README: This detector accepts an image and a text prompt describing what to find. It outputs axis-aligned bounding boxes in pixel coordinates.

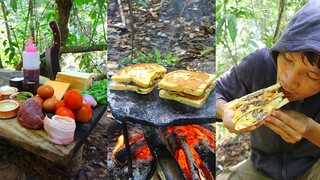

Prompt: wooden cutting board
[0,117,76,165]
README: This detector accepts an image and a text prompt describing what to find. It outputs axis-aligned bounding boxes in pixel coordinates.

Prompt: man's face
[277,52,320,101]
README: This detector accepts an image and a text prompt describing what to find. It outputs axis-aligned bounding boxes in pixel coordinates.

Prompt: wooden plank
[0,104,107,165]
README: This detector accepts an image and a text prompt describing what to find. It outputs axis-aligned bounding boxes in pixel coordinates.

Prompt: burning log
[176,134,205,180]
[142,126,186,180]
[113,137,149,167]
[194,138,216,177]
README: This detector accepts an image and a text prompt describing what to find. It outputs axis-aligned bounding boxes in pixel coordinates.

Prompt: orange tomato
[64,90,83,110]
[55,107,75,119]
[55,100,65,112]
[37,85,54,99]
[43,97,58,112]
[33,96,44,105]
[74,103,92,123]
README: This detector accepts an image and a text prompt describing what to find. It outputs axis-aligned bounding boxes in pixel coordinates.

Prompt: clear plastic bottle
[22,37,40,94]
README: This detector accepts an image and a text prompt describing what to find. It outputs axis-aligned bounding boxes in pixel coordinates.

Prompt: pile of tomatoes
[34,85,92,123]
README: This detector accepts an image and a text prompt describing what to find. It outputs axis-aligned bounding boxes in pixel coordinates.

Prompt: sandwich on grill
[226,83,289,130]
[109,63,167,94]
[158,70,216,108]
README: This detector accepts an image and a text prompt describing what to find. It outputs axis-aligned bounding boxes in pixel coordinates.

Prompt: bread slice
[158,70,215,96]
[111,63,167,88]
[109,81,156,94]
[158,70,216,108]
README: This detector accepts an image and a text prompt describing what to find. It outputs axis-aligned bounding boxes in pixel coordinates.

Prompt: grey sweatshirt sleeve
[216,47,277,102]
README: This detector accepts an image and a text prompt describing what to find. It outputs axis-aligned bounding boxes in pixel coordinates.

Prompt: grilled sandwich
[227,83,289,130]
[158,70,216,108]
[109,63,167,94]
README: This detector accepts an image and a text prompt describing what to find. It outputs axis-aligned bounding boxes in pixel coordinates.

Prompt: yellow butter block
[44,80,70,100]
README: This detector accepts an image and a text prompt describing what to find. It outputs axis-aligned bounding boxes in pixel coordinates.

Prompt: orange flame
[113,135,124,154]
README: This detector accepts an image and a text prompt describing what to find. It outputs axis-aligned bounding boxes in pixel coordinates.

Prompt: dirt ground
[216,122,251,176]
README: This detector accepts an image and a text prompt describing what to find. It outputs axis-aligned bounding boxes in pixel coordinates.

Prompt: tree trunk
[1,2,12,46]
[55,0,72,46]
[273,0,286,42]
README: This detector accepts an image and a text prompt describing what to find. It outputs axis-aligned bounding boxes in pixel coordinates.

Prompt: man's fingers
[264,121,299,143]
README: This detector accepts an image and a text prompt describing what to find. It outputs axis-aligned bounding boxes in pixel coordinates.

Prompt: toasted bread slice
[159,80,216,108]
[111,63,167,88]
[227,83,289,130]
[109,81,156,94]
[158,70,215,96]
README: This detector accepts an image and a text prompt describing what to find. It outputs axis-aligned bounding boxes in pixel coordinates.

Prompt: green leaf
[227,14,237,44]
[156,58,162,65]
[10,0,17,12]
[170,57,181,62]
[3,40,7,47]
[216,17,226,44]
[80,79,108,104]
[9,52,15,61]
[165,52,172,60]
[132,58,140,64]
[166,59,171,65]
[155,50,161,59]
[136,1,148,8]
[97,0,106,9]
[247,39,259,48]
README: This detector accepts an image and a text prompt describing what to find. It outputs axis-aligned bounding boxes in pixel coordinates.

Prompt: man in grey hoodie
[216,0,320,179]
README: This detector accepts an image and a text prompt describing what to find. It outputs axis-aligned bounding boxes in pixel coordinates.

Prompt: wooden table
[0,69,108,167]
[0,104,107,165]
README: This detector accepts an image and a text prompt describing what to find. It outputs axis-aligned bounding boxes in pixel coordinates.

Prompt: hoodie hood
[270,0,320,62]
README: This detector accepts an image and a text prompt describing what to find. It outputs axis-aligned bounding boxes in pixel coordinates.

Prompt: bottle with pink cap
[22,37,40,94]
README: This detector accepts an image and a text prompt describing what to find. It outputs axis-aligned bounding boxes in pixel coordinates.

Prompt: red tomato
[63,90,83,110]
[55,107,75,119]
[55,100,65,112]
[74,103,92,123]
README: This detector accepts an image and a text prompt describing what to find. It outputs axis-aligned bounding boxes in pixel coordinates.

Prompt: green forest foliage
[216,0,308,77]
[0,0,107,75]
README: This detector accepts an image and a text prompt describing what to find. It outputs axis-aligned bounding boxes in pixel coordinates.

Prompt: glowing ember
[112,124,216,179]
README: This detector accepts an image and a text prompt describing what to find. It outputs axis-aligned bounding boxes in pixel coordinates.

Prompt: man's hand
[221,103,263,134]
[264,110,311,143]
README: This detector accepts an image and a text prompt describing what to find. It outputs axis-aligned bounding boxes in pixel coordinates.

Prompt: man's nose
[284,68,302,89]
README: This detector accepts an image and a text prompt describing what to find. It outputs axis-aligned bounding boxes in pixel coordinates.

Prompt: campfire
[112,124,216,179]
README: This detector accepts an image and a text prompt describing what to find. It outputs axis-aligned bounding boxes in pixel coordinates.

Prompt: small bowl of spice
[0,100,20,119]
[0,86,18,99]
[10,91,33,104]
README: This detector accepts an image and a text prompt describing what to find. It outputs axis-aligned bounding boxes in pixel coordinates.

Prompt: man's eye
[284,57,293,63]
[307,73,320,80]
[284,53,294,62]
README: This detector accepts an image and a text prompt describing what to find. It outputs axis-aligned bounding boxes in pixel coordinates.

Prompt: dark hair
[302,51,320,69]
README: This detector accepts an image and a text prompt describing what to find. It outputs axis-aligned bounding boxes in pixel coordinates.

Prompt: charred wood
[159,127,179,152]
[194,138,216,178]
[142,126,186,180]
[176,134,203,180]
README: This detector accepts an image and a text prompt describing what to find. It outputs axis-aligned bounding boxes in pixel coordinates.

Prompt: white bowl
[0,86,18,99]
[0,100,20,119]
